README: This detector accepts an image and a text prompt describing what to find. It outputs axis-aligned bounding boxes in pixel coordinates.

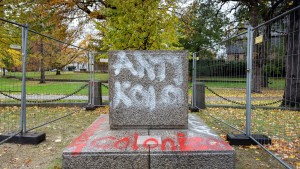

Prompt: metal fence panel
[251,7,300,168]
[23,29,90,131]
[0,18,102,144]
[194,32,248,132]
[0,19,23,142]
[193,6,300,169]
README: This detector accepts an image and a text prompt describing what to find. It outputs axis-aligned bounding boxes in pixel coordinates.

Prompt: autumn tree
[283,1,300,107]
[219,0,300,107]
[16,1,79,82]
[0,0,22,76]
[95,0,181,50]
[218,0,289,92]
[179,0,229,53]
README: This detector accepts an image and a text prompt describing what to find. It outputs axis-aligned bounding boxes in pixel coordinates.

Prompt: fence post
[20,24,28,134]
[245,23,253,136]
[86,51,96,110]
[194,82,206,109]
[190,52,199,112]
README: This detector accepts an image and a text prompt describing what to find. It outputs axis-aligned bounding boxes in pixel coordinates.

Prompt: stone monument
[62,50,235,169]
[109,50,188,129]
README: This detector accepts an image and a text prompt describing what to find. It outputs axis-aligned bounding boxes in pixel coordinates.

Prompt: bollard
[194,82,206,109]
[87,81,103,110]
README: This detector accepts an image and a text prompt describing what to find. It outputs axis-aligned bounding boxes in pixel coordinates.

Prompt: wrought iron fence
[192,6,300,169]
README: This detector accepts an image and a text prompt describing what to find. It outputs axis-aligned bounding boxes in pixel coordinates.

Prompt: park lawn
[198,77,285,89]
[1,74,285,100]
[0,72,109,96]
[205,88,284,98]
[5,71,109,81]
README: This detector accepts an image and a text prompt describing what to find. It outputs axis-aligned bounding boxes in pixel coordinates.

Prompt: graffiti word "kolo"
[112,81,183,110]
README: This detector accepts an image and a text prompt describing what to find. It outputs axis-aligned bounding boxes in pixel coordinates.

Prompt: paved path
[0,94,109,101]
[0,93,281,102]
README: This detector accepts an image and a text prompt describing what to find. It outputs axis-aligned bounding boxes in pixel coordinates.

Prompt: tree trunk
[40,39,46,84]
[261,25,271,88]
[283,7,300,107]
[56,69,61,75]
[2,67,5,77]
[252,44,263,93]
[251,4,264,93]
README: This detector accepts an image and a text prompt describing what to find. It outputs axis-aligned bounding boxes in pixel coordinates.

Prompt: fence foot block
[227,134,271,146]
[85,104,96,111]
[189,106,199,112]
[0,132,46,145]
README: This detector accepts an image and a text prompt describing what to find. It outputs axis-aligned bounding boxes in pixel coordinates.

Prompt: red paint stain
[67,116,233,154]
[132,133,139,150]
[161,138,176,151]
[73,132,232,152]
[114,137,130,150]
[67,116,107,156]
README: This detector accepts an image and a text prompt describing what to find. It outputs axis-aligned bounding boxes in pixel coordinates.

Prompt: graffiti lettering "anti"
[112,51,183,85]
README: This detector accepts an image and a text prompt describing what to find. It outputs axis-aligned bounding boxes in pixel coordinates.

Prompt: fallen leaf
[54,139,61,143]
[25,159,31,165]
[248,145,257,149]
[289,155,295,159]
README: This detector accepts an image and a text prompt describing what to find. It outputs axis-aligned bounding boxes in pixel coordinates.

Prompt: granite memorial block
[109,50,189,129]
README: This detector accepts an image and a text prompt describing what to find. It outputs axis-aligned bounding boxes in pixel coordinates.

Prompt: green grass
[1,73,284,100]
[5,71,109,80]
[197,77,285,89]
[0,72,109,97]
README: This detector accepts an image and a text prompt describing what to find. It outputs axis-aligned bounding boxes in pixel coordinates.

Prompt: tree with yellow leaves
[0,0,22,76]
[96,0,181,50]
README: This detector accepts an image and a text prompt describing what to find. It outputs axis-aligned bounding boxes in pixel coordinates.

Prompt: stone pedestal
[62,114,235,169]
[63,50,235,169]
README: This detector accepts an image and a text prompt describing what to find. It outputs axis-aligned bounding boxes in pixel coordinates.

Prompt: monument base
[0,132,45,145]
[63,114,235,169]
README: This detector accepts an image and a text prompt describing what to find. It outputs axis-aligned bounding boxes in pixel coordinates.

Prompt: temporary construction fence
[192,6,300,168]
[0,18,108,145]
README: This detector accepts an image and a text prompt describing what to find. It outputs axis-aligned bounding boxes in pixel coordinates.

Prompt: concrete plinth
[63,114,235,169]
